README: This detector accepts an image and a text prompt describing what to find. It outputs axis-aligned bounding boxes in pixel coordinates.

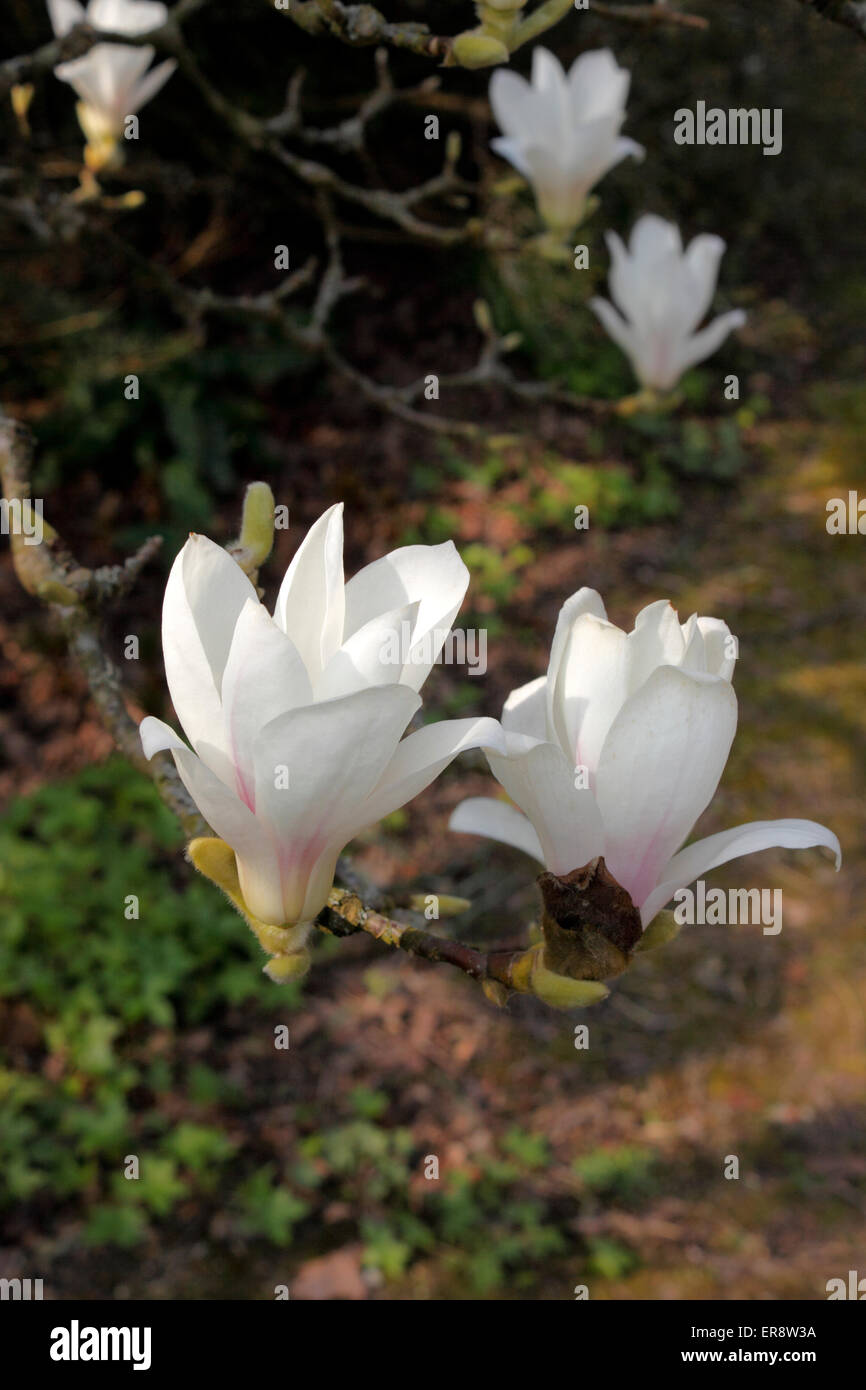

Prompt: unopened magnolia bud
[636,910,681,953]
[473,299,494,335]
[451,31,510,68]
[188,835,310,961]
[238,481,276,569]
[505,943,608,1009]
[530,964,609,1011]
[188,836,239,896]
[11,84,34,129]
[482,978,509,1008]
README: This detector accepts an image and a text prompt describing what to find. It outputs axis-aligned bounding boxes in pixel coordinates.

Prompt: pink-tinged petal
[449,797,544,864]
[486,734,604,875]
[640,819,842,927]
[343,540,469,692]
[595,665,737,908]
[139,715,284,925]
[220,598,312,809]
[273,503,345,682]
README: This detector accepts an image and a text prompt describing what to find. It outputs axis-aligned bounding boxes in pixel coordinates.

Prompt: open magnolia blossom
[140,505,499,935]
[48,0,176,157]
[451,588,840,928]
[489,47,644,234]
[590,214,746,392]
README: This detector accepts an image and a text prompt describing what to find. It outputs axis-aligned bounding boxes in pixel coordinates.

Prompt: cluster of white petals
[451,589,840,926]
[140,507,499,929]
[48,0,176,146]
[489,47,643,233]
[590,215,747,391]
[489,48,745,388]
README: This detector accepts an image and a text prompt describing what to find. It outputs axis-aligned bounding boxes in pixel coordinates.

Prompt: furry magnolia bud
[237,481,276,570]
[451,32,510,68]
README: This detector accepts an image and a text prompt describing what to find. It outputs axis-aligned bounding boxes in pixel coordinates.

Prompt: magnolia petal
[639,818,843,927]
[89,0,169,34]
[162,534,256,783]
[274,503,345,683]
[697,616,737,681]
[315,601,421,701]
[596,665,738,908]
[545,587,607,753]
[252,684,421,850]
[567,47,630,122]
[683,233,726,331]
[677,309,746,377]
[556,613,630,777]
[486,735,604,876]
[48,0,86,37]
[490,134,532,180]
[129,56,176,112]
[531,45,568,99]
[489,69,540,146]
[630,212,683,262]
[220,598,313,809]
[449,796,544,864]
[502,676,547,741]
[343,541,469,692]
[347,714,505,839]
[139,715,285,926]
[590,295,636,363]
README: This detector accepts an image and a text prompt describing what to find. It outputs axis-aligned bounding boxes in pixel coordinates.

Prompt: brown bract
[537,856,643,981]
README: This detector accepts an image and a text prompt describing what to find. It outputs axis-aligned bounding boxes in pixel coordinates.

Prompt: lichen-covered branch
[1,412,204,840]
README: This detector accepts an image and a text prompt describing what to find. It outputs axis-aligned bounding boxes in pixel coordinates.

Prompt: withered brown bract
[537,857,643,982]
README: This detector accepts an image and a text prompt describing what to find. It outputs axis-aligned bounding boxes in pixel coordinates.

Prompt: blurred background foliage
[1,0,865,1298]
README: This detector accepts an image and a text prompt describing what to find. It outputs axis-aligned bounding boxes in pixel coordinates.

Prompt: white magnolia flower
[489,47,643,233]
[48,0,176,148]
[590,214,746,391]
[140,505,498,931]
[451,588,840,928]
